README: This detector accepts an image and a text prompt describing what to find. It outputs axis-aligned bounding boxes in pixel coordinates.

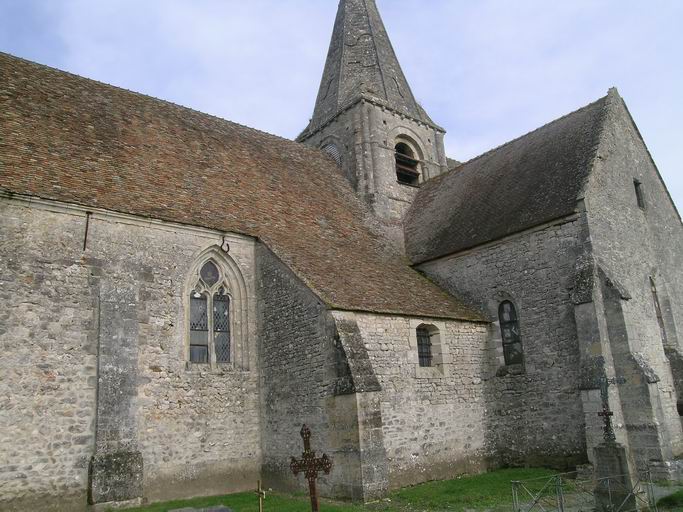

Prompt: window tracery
[186,250,249,369]
[189,261,233,364]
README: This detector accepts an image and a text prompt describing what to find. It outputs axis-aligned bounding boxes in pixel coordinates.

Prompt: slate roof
[0,52,483,321]
[405,94,610,264]
[299,0,437,140]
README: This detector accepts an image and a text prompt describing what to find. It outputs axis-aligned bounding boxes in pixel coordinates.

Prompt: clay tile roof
[405,95,609,264]
[0,52,483,322]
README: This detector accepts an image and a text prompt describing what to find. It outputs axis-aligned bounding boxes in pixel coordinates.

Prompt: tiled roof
[0,52,483,321]
[405,94,610,264]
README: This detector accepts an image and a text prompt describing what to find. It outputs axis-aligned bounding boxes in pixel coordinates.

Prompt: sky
[1,0,681,212]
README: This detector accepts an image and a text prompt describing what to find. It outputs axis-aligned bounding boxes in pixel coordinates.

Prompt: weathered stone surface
[89,451,143,504]
[584,91,683,469]
[0,201,261,510]
[1,1,683,509]
[419,216,590,469]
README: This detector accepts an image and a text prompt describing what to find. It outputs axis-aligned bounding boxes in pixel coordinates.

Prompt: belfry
[298,0,449,244]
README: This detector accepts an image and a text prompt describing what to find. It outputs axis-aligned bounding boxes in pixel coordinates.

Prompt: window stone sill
[415,365,447,379]
[184,362,244,374]
[495,364,525,377]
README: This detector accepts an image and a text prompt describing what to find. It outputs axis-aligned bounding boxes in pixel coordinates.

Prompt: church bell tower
[298,0,449,240]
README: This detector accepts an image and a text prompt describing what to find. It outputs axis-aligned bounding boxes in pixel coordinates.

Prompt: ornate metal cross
[596,375,627,443]
[254,480,266,512]
[290,424,333,512]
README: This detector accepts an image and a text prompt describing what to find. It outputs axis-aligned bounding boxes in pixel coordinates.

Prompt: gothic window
[634,179,646,210]
[188,260,232,365]
[499,301,523,366]
[650,277,667,344]
[395,142,420,186]
[416,326,433,367]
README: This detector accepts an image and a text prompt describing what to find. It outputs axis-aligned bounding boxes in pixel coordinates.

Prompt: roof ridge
[406,92,613,263]
[0,51,324,158]
[445,94,610,178]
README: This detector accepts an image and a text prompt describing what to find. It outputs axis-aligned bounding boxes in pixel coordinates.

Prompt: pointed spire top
[301,0,436,137]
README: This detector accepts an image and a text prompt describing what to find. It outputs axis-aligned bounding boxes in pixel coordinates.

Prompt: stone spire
[300,0,436,138]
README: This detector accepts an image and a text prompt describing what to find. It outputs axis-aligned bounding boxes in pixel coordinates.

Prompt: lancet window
[499,301,523,366]
[189,260,232,364]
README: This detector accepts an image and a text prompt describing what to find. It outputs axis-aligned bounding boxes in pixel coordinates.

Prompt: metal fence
[511,471,658,512]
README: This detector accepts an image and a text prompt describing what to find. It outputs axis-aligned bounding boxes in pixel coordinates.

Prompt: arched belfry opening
[395,142,420,186]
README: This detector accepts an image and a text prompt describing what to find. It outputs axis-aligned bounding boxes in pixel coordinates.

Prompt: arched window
[499,301,523,365]
[395,142,420,186]
[416,326,433,367]
[189,260,233,364]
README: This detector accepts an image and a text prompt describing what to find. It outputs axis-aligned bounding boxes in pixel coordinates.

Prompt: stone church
[1,0,682,510]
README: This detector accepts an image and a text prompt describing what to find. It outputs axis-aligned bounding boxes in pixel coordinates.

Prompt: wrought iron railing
[511,471,658,512]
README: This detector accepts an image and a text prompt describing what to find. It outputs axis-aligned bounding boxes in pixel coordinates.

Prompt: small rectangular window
[634,180,646,210]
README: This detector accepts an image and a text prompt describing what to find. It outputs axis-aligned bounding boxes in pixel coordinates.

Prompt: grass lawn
[658,488,683,510]
[123,467,556,512]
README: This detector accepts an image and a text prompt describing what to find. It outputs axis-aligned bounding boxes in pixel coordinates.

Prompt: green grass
[389,467,557,511]
[123,491,365,512]
[658,489,683,510]
[122,467,558,512]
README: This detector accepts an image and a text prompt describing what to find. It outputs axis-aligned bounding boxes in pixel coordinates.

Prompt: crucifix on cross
[595,374,627,443]
[290,424,333,512]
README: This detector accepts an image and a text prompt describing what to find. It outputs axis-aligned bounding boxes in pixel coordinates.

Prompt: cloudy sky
[1,0,681,211]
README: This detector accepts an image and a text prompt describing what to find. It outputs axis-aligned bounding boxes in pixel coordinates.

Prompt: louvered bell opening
[395,144,420,186]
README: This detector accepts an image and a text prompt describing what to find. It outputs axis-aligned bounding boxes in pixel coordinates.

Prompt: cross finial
[595,375,626,443]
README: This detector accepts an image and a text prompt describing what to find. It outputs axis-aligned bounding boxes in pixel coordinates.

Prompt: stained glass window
[417,327,432,367]
[214,290,231,363]
[499,301,523,366]
[190,293,209,363]
[200,261,220,287]
[189,260,234,366]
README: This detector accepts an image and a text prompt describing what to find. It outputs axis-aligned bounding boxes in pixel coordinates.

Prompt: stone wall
[0,200,98,512]
[583,94,683,467]
[418,215,591,469]
[0,197,261,510]
[256,244,387,500]
[336,312,490,488]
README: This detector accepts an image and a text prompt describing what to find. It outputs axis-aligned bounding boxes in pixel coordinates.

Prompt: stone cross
[290,425,333,512]
[254,480,266,512]
[596,375,627,443]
